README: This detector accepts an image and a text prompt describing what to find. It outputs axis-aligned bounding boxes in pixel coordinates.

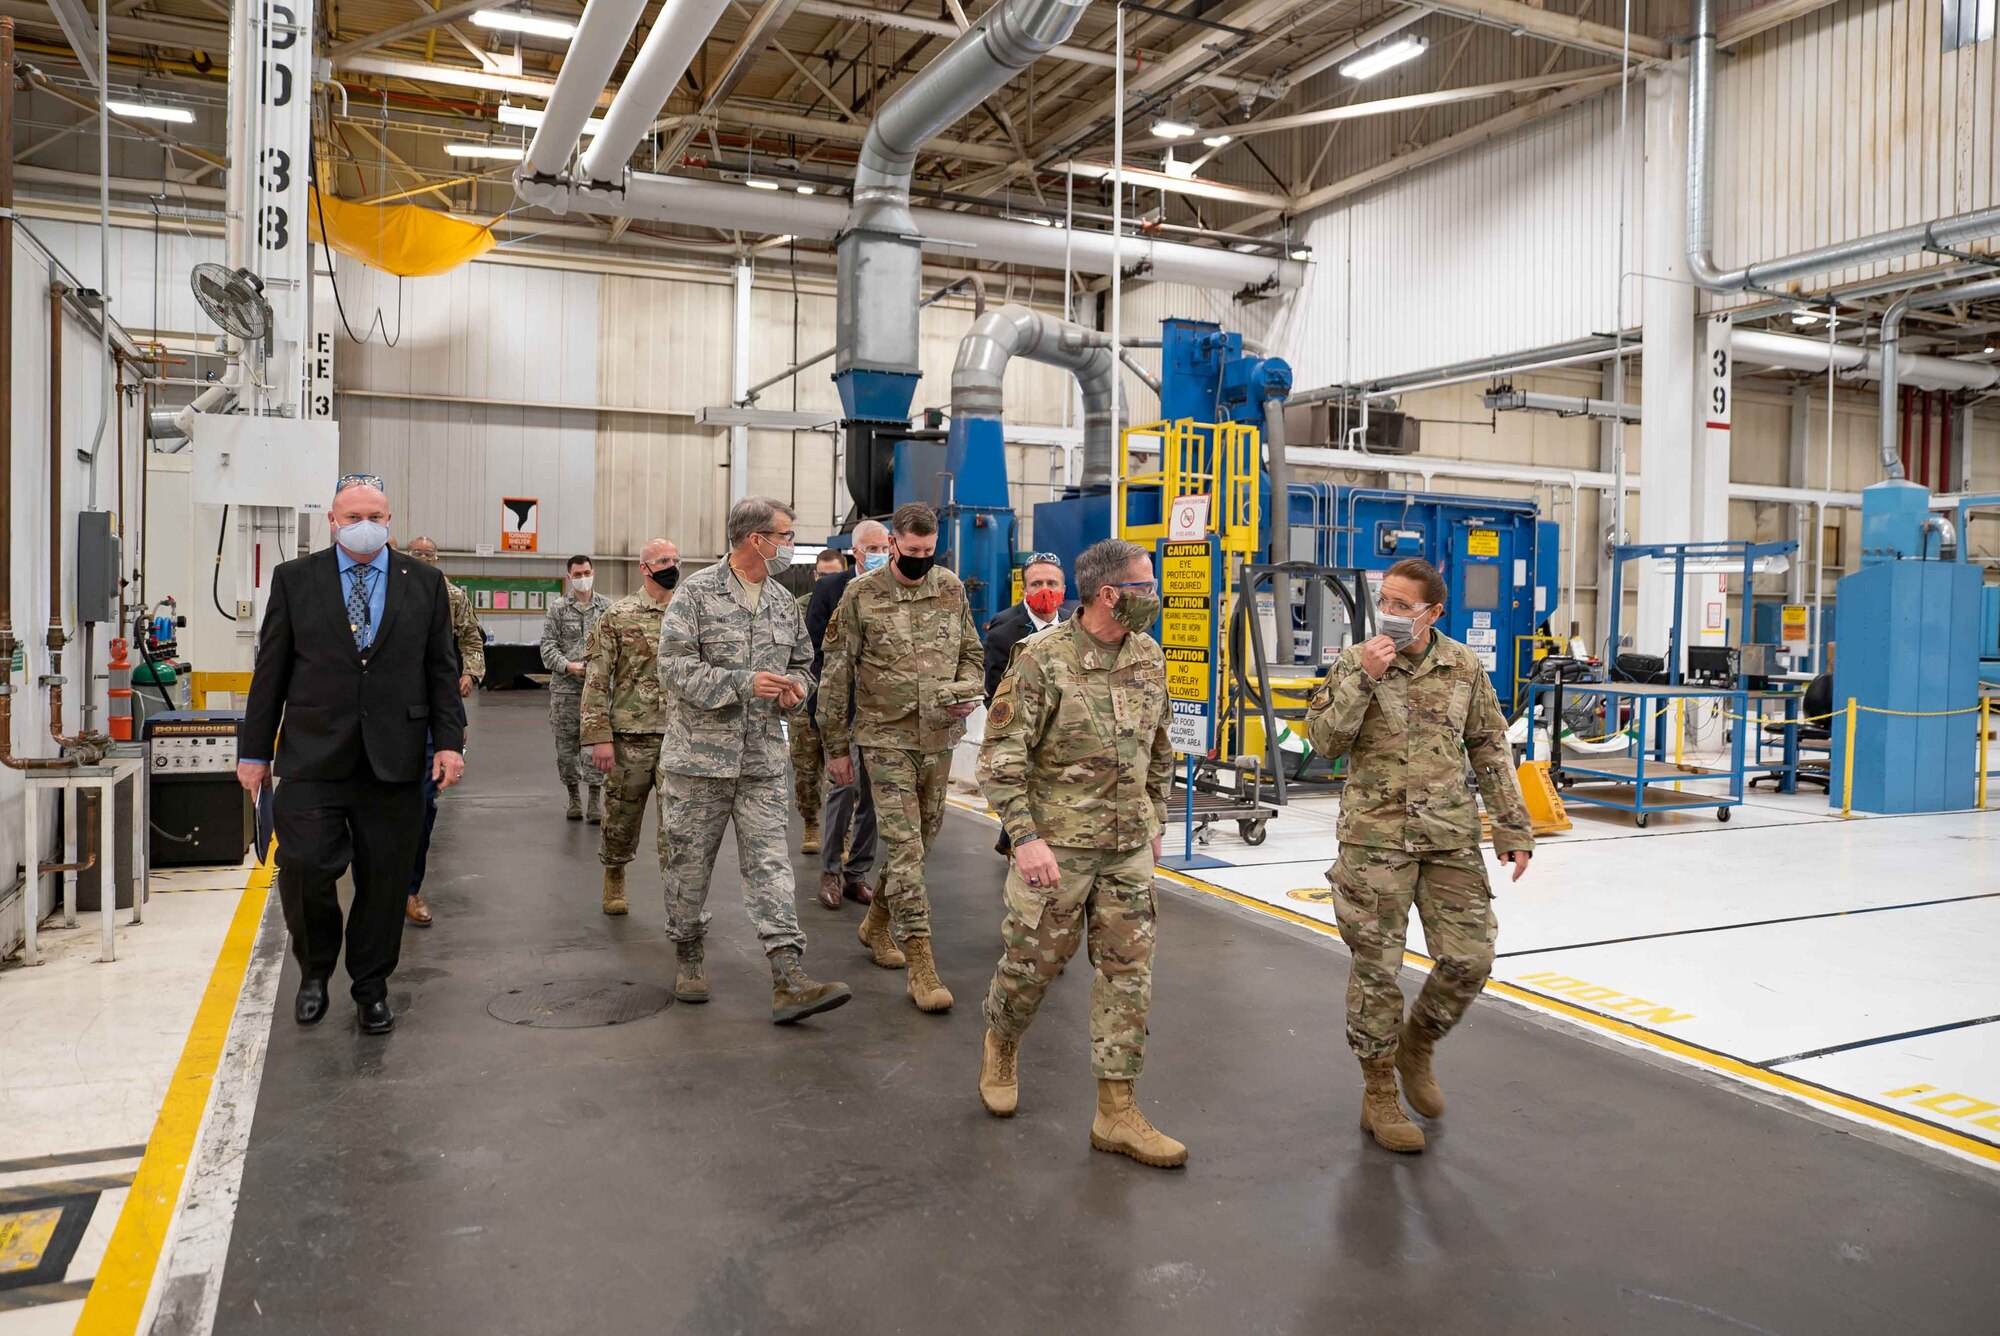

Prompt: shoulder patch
[988,698,1013,729]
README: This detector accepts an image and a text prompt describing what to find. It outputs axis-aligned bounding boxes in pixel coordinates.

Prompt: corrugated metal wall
[1709,0,2000,308]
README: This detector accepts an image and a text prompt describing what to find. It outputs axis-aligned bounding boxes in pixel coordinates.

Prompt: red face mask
[1025,588,1063,619]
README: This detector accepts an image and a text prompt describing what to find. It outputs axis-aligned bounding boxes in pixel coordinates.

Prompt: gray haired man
[654,497,851,1024]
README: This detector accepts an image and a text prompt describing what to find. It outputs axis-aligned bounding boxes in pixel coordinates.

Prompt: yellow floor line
[75,858,275,1334]
[946,795,2000,1167]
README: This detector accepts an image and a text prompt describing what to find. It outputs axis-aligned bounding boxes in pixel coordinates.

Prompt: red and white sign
[1167,493,1211,541]
[501,497,539,553]
[1705,601,1725,631]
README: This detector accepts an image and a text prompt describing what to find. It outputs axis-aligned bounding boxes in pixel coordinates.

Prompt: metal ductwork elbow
[837,0,1090,418]
[951,304,1121,488]
[1876,276,2000,481]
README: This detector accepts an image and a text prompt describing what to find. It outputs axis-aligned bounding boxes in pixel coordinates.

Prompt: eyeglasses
[762,529,797,544]
[409,549,438,563]
[1377,597,1433,616]
[336,472,386,493]
[1115,579,1159,596]
[1025,552,1062,569]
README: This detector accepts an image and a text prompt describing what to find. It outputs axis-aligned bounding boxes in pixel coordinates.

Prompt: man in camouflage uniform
[789,548,848,854]
[976,538,1184,1168]
[403,536,485,927]
[581,538,679,919]
[1305,556,1533,1155]
[818,502,983,1014]
[540,554,611,822]
[654,497,850,1024]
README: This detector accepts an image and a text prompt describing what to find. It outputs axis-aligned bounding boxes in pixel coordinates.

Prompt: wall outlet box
[235,600,254,620]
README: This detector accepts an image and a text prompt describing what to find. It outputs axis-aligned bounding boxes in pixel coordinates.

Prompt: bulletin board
[453,576,563,613]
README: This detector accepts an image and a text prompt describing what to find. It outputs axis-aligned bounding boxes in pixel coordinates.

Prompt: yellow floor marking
[946,795,2000,1166]
[74,858,273,1333]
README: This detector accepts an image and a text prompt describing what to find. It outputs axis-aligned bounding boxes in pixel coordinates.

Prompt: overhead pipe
[573,0,734,186]
[520,0,651,181]
[1876,276,2000,480]
[951,305,1120,487]
[511,174,1302,289]
[1731,327,1997,392]
[1687,0,2000,294]
[836,0,1091,402]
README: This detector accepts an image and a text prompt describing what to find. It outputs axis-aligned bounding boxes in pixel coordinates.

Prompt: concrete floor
[212,693,2000,1336]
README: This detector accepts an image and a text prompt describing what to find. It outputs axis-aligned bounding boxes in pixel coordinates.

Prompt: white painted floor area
[1145,780,2000,1163]
[0,878,246,1332]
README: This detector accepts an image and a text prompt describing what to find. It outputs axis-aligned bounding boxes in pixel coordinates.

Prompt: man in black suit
[981,553,1067,857]
[804,519,891,907]
[237,474,467,1034]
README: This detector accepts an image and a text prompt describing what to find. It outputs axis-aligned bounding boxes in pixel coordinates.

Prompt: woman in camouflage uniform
[1306,557,1534,1155]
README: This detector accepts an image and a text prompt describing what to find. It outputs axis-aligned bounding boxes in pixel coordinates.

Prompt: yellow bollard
[1980,699,1991,811]
[1841,698,1858,818]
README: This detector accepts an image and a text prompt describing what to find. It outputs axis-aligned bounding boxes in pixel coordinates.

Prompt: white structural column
[730,262,752,505]
[1785,384,1811,605]
[1693,312,1733,647]
[1635,62,1696,666]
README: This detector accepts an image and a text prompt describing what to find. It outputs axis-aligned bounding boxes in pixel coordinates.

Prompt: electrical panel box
[190,414,340,512]
[75,511,120,624]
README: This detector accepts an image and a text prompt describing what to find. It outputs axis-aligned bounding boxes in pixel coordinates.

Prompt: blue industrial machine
[1286,484,1562,701]
[1032,317,1292,581]
[1829,481,1986,814]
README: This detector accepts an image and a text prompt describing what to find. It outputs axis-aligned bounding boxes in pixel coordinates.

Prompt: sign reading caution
[1160,540,1216,754]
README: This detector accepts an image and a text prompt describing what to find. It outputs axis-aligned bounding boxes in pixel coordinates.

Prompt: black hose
[149,820,196,844]
[211,504,237,621]
[132,608,177,712]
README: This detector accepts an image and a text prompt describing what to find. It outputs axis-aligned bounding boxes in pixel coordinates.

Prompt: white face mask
[572,575,595,595]
[335,518,389,557]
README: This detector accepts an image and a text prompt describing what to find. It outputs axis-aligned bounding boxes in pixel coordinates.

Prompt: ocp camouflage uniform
[1305,632,1534,1061]
[654,561,813,955]
[540,592,611,791]
[978,619,1173,1080]
[816,565,983,943]
[788,591,823,828]
[446,578,486,684]
[580,590,670,867]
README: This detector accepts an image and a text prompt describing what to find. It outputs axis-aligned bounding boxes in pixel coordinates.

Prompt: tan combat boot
[901,935,953,1013]
[979,1029,1019,1117]
[769,948,851,1024]
[674,938,710,1003]
[601,866,629,916]
[801,820,822,855]
[856,901,905,968]
[1396,1020,1446,1118]
[1360,1056,1426,1153]
[584,786,603,825]
[565,784,582,820]
[1090,1080,1187,1168]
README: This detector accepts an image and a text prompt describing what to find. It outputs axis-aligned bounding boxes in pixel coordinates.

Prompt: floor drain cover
[486,980,671,1028]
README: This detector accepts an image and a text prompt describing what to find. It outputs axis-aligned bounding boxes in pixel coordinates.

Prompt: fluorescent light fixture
[1024,215,1054,227]
[1201,133,1233,148]
[745,177,781,190]
[106,100,194,124]
[1986,343,1998,355]
[444,143,525,160]
[1289,247,1312,261]
[1230,242,1262,254]
[1339,35,1428,81]
[1161,154,1196,180]
[795,184,815,195]
[497,101,602,136]
[1151,118,1198,139]
[1790,310,1821,326]
[471,8,577,39]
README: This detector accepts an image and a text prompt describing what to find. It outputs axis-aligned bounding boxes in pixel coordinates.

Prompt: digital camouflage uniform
[540,592,611,791]
[816,565,983,943]
[1305,632,1534,1062]
[580,590,671,868]
[978,619,1173,1080]
[654,561,814,955]
[445,578,486,684]
[788,591,824,828]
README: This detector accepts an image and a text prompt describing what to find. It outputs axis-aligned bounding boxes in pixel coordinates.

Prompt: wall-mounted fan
[189,262,273,355]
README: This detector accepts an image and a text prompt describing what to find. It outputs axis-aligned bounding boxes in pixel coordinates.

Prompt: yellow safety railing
[1117,417,1263,556]
[189,670,254,709]
[1706,696,1995,818]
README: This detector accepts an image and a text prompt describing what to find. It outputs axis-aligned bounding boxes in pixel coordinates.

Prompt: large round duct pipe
[515,173,1304,290]
[952,304,1120,487]
[1875,276,2000,480]
[574,0,734,186]
[522,0,651,180]
[1731,327,1999,393]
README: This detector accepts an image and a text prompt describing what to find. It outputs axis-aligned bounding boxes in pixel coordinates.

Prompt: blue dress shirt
[338,546,391,651]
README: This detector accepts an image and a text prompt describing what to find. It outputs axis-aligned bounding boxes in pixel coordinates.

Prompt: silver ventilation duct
[952,305,1120,488]
[1875,276,2000,480]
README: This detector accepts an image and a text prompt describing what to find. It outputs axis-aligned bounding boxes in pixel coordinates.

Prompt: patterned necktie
[347,565,372,650]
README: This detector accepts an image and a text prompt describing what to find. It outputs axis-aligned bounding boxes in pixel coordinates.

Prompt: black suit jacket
[983,602,1060,704]
[243,546,467,783]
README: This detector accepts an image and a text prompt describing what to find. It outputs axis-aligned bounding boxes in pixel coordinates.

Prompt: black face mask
[647,565,680,591]
[894,551,935,581]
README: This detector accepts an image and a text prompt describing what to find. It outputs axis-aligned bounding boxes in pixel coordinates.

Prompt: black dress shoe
[357,999,396,1035]
[294,977,329,1026]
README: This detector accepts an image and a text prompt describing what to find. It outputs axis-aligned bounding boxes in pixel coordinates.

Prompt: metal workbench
[1526,681,1749,827]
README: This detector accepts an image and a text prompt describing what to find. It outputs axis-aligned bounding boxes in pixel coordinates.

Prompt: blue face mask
[336,518,389,557]
[859,550,889,573]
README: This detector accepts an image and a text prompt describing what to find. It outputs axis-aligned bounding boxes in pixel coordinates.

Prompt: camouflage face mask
[1113,589,1161,634]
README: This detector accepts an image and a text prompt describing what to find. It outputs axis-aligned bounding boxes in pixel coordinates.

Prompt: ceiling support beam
[1424,0,1670,60]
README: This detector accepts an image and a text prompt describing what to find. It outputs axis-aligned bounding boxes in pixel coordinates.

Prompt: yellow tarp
[307,188,495,278]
